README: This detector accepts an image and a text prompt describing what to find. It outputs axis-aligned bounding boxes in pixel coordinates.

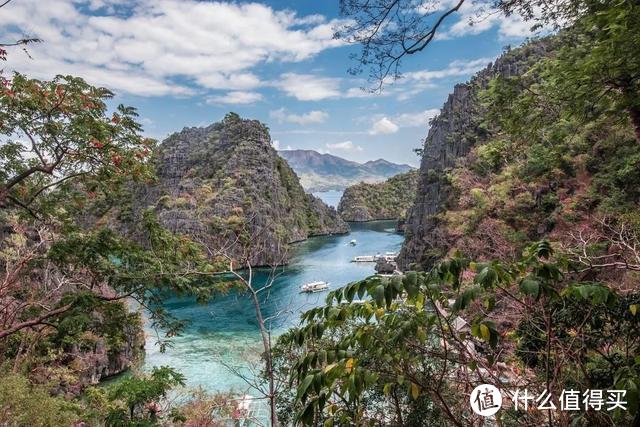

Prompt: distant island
[278,149,414,192]
[338,170,418,223]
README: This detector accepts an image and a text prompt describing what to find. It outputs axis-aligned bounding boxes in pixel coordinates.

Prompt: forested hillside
[279,1,640,425]
[337,170,418,222]
[134,113,348,266]
[1,0,639,425]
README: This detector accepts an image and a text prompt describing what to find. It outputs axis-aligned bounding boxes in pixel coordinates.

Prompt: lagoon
[143,220,403,394]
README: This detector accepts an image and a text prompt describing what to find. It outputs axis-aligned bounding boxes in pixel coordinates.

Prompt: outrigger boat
[300,281,329,293]
[352,255,376,262]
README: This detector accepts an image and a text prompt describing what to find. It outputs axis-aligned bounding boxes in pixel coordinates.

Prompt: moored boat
[352,255,377,262]
[300,281,329,293]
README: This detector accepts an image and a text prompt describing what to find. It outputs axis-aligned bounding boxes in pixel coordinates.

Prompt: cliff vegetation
[337,170,418,223]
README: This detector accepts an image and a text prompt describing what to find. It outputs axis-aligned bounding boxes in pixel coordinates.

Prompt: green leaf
[453,285,481,311]
[480,324,490,342]
[410,382,420,400]
[519,276,540,298]
[297,375,315,401]
[475,266,498,288]
[375,285,385,307]
[300,400,315,425]
[383,383,393,396]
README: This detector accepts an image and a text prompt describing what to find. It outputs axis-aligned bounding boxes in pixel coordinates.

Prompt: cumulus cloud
[392,57,492,100]
[364,109,439,135]
[394,109,440,127]
[206,91,263,105]
[432,0,548,39]
[270,108,329,125]
[326,141,363,152]
[369,117,399,135]
[342,57,493,101]
[0,0,346,97]
[274,73,341,101]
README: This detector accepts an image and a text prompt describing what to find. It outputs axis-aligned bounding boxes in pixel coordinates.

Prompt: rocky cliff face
[137,114,348,266]
[398,42,550,270]
[338,170,418,222]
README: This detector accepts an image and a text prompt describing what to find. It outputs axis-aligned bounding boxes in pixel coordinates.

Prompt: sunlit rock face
[137,114,348,266]
[398,41,550,271]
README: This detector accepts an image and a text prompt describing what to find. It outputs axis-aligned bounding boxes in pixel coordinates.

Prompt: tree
[548,1,640,142]
[0,73,225,392]
[0,73,154,215]
[336,0,467,86]
[104,366,185,424]
[198,214,290,427]
[280,241,639,426]
[336,0,636,89]
[0,1,40,62]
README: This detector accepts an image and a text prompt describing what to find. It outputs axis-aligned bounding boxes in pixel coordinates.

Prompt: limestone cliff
[398,42,550,270]
[138,113,348,266]
[337,170,418,223]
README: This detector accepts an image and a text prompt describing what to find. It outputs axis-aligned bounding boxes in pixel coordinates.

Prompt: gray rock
[135,114,348,266]
[398,41,551,270]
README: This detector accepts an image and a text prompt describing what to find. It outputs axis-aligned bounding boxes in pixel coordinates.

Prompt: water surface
[143,221,402,394]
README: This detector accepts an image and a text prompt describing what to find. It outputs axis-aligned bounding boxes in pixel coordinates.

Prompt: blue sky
[1,0,539,165]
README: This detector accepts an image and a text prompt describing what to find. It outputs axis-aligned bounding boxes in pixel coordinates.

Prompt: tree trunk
[247,286,278,426]
[628,106,640,143]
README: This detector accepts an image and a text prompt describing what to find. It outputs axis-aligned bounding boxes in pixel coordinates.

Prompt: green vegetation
[0,73,230,424]
[273,0,640,425]
[278,243,640,426]
[338,170,418,222]
[1,0,639,424]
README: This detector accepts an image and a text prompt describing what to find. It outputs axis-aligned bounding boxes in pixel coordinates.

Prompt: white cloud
[369,117,399,135]
[270,108,329,125]
[206,91,263,105]
[275,73,341,101]
[195,73,262,91]
[498,14,540,38]
[271,139,293,150]
[391,57,492,100]
[436,0,550,40]
[344,87,381,98]
[326,141,363,152]
[394,109,440,127]
[341,57,493,101]
[403,57,492,82]
[0,0,346,97]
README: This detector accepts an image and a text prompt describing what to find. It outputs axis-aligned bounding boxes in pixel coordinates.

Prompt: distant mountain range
[278,149,414,192]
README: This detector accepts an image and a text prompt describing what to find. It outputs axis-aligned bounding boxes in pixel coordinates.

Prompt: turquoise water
[143,220,403,394]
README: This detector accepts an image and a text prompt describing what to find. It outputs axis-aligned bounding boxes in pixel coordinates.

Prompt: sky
[0,0,541,165]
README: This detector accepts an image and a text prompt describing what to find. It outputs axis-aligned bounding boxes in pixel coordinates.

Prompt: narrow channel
[143,219,403,393]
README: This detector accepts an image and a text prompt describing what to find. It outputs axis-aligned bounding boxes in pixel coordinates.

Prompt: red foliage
[91,139,104,149]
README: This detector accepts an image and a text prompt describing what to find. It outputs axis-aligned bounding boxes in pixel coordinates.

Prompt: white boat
[300,281,329,293]
[377,270,403,277]
[352,255,376,262]
[349,239,357,246]
[379,252,398,261]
